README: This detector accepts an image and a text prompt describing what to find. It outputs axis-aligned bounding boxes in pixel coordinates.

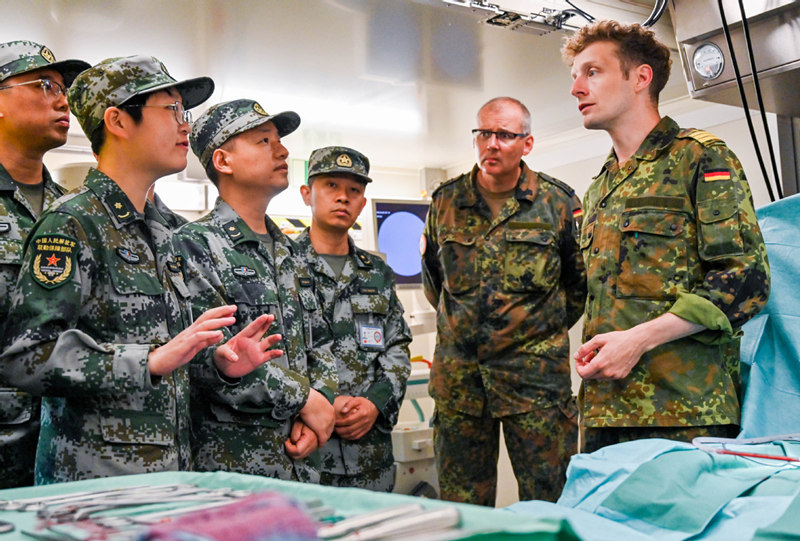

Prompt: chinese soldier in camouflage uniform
[563,21,769,452]
[175,99,337,482]
[1,57,277,484]
[0,40,88,488]
[421,97,586,505]
[297,146,412,492]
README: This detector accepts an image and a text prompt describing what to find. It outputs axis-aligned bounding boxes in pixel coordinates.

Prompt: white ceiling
[1,0,684,177]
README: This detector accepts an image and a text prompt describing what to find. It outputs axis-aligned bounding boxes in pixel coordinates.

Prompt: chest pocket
[352,293,390,352]
[228,278,280,328]
[697,199,744,260]
[616,209,688,300]
[441,234,478,294]
[502,227,559,293]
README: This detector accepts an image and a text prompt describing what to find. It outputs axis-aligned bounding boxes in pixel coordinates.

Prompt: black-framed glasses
[0,78,67,99]
[471,129,528,142]
[123,101,192,125]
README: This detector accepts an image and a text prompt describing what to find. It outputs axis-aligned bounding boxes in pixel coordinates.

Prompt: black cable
[642,0,667,27]
[717,0,776,202]
[738,0,783,199]
[564,0,594,22]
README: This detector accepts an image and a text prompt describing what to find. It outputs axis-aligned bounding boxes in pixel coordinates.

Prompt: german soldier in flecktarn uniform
[563,20,769,453]
[421,97,586,505]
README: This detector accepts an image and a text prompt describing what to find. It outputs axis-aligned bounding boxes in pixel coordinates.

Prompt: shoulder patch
[679,128,723,147]
[537,171,576,198]
[30,234,78,289]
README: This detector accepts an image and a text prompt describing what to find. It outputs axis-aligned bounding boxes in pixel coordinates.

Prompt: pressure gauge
[692,43,725,80]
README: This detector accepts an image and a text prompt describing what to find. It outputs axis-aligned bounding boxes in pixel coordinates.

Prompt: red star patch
[46,254,60,266]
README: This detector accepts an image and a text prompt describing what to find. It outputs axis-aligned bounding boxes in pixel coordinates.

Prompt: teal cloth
[752,487,800,540]
[740,194,800,438]
[0,471,579,541]
[552,438,800,540]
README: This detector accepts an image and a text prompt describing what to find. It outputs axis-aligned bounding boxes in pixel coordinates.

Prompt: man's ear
[634,63,654,94]
[211,147,233,176]
[103,107,128,140]
[300,183,312,206]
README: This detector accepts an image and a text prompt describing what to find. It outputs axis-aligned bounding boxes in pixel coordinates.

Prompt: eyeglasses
[122,101,192,125]
[471,129,529,143]
[0,78,67,99]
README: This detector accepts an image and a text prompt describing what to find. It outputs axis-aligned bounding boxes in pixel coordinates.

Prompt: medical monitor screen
[372,199,429,286]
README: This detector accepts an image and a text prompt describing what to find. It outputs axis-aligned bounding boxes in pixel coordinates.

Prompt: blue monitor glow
[372,199,430,286]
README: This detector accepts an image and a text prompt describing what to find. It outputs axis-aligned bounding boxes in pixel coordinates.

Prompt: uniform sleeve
[306,307,338,403]
[669,143,770,344]
[421,201,441,308]
[174,228,312,421]
[363,275,412,431]
[1,212,155,396]
[560,192,588,328]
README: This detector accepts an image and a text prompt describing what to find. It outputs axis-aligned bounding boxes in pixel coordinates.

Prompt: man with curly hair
[563,21,769,453]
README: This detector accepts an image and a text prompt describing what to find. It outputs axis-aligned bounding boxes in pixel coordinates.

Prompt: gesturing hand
[149,305,237,376]
[214,314,284,378]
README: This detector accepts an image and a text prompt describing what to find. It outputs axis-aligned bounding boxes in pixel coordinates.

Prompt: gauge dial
[693,43,725,80]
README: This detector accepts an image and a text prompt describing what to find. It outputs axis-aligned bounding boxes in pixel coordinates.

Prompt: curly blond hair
[562,20,672,103]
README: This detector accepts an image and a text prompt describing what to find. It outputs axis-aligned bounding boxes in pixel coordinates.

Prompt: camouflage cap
[0,40,90,86]
[190,99,300,169]
[67,55,214,138]
[307,146,372,185]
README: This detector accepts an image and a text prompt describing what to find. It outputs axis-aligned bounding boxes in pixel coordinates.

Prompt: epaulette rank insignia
[223,221,243,241]
[685,129,722,147]
[106,193,136,223]
[30,234,78,289]
[356,252,372,267]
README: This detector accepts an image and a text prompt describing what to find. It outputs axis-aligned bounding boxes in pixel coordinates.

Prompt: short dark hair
[561,20,672,103]
[89,92,148,155]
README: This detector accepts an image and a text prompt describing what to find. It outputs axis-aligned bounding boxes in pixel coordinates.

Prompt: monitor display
[372,199,430,286]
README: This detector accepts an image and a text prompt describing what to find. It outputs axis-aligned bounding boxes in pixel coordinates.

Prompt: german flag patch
[704,170,731,182]
[30,234,78,289]
[573,208,584,218]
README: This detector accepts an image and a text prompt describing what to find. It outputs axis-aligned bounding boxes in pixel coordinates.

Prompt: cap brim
[12,59,91,87]
[269,111,301,137]
[119,76,215,110]
[310,168,372,184]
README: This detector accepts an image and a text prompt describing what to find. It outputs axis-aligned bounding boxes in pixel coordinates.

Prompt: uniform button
[600,201,606,208]
[670,224,677,231]
[623,220,629,227]
[713,210,720,216]
[589,295,595,301]
[593,247,599,254]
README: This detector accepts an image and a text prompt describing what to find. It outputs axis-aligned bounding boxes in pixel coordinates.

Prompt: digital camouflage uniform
[0,40,88,488]
[296,228,411,492]
[175,199,337,483]
[421,162,586,504]
[0,165,64,488]
[1,169,195,484]
[176,98,335,482]
[579,116,769,441]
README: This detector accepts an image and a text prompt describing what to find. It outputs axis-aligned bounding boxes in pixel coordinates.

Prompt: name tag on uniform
[360,324,384,349]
